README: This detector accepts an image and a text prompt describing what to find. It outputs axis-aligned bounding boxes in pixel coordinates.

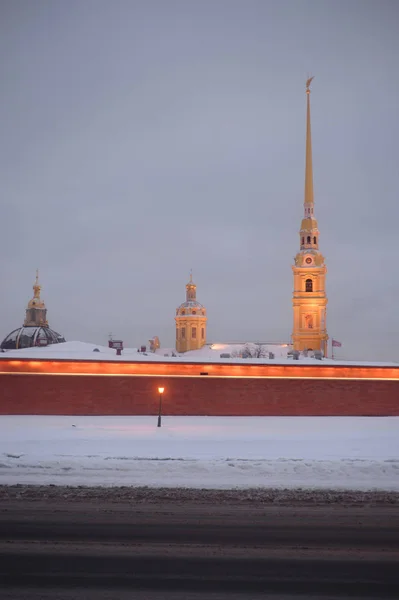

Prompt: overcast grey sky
[1,0,398,361]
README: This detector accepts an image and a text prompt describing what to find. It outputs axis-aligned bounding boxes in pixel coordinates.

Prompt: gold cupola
[175,272,207,353]
[1,271,65,350]
[24,270,48,327]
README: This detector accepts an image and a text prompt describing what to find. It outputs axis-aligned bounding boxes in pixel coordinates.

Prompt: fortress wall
[0,359,398,416]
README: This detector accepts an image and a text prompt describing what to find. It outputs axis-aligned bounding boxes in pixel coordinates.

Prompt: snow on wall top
[0,340,398,367]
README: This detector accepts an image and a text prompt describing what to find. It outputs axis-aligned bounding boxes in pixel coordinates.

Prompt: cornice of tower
[294,249,326,268]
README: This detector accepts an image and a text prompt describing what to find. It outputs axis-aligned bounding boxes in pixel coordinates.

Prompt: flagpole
[332,339,334,360]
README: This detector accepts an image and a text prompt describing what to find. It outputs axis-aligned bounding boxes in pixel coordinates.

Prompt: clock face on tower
[305,257,312,265]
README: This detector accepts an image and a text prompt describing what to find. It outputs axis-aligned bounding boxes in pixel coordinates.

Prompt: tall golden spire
[304,76,314,216]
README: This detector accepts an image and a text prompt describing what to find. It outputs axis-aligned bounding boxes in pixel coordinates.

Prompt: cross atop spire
[306,76,314,92]
[304,76,314,217]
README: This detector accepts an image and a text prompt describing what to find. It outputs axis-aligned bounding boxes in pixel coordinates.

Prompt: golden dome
[27,269,45,310]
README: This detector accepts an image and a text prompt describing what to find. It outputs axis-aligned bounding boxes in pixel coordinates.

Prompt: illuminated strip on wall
[0,359,399,380]
[0,371,399,381]
[0,360,399,383]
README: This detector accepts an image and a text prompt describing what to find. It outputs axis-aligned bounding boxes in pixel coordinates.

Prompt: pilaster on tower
[292,77,328,356]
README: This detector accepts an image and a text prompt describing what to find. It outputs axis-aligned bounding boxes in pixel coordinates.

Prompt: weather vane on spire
[306,75,314,94]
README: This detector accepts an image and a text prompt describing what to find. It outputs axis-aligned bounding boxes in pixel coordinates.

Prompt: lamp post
[157,387,165,428]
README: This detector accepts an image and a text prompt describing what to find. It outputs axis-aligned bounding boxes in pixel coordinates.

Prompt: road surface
[0,488,398,598]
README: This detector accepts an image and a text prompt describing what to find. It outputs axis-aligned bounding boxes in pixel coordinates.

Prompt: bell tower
[292,78,328,355]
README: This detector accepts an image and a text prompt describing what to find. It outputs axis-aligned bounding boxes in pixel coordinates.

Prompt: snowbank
[0,416,398,490]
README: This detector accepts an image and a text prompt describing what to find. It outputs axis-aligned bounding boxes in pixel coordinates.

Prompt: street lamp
[157,387,165,428]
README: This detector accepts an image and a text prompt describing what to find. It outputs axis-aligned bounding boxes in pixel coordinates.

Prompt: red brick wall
[1,374,398,416]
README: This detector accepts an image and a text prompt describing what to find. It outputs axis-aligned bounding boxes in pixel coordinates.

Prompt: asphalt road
[1,495,399,599]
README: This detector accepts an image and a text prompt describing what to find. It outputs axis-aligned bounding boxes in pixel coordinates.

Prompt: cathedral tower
[292,78,328,355]
[175,273,207,353]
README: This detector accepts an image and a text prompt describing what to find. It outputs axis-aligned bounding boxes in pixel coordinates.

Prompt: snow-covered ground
[0,416,398,491]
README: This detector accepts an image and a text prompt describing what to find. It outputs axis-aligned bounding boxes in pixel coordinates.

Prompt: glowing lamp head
[158,387,165,394]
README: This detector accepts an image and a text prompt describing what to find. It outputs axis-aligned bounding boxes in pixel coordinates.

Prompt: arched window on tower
[313,236,317,244]
[305,278,313,292]
[306,236,311,244]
